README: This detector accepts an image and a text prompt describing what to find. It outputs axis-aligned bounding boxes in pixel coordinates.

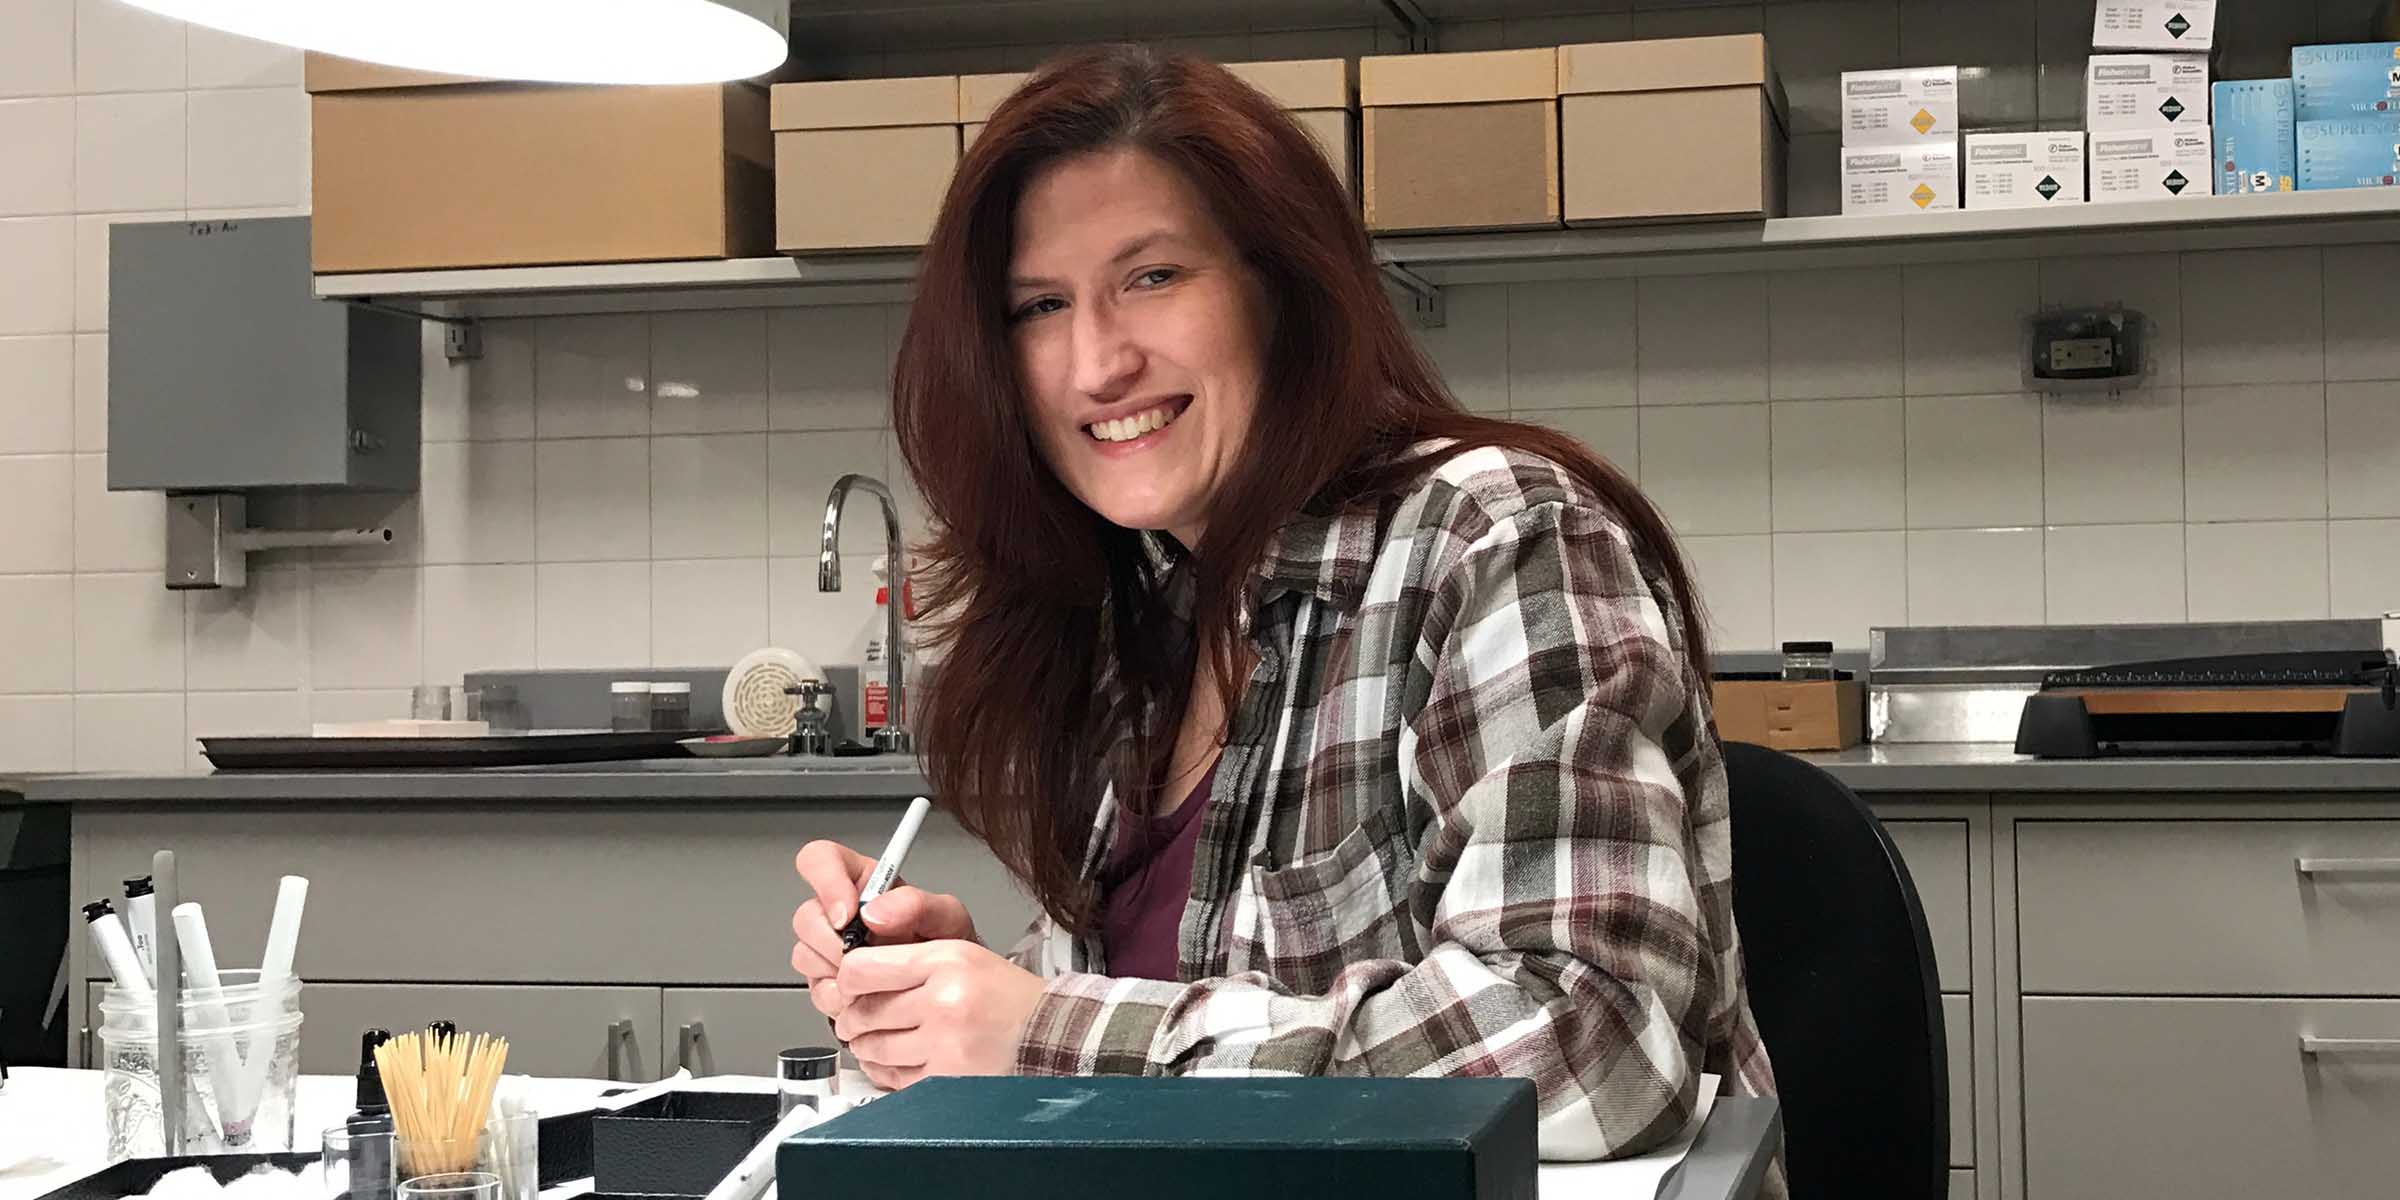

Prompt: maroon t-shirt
[1097,760,1218,981]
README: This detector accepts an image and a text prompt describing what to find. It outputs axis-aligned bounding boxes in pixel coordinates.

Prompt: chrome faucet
[820,473,911,754]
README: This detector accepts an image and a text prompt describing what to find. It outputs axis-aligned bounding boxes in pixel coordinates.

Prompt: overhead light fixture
[122,0,790,85]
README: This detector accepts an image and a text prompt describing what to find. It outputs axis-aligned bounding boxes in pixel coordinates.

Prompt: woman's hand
[832,940,1047,1090]
[791,839,980,1021]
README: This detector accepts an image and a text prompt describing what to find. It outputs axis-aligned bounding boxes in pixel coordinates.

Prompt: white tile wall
[1772,398,1904,532]
[2187,521,2330,622]
[186,87,309,210]
[5,12,2397,773]
[74,91,185,212]
[0,335,75,453]
[0,98,75,216]
[422,564,537,685]
[2330,520,2400,619]
[1,0,76,99]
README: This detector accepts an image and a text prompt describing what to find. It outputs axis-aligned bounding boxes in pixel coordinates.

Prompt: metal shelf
[316,190,2400,323]
[1375,189,2400,284]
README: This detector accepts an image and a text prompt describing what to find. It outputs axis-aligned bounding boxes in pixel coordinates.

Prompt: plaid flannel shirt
[1006,445,1781,1185]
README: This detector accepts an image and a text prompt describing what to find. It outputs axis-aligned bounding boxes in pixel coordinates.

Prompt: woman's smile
[1084,396,1192,449]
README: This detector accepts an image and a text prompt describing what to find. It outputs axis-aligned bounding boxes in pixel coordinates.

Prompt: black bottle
[346,1029,395,1200]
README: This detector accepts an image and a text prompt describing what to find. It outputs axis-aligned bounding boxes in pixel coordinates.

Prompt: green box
[778,1076,1540,1200]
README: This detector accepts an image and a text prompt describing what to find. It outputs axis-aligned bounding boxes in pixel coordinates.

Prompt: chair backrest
[1721,741,1948,1200]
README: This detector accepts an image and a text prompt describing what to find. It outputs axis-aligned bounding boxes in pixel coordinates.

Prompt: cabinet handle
[2299,1036,2400,1056]
[2295,857,2400,877]
[79,1025,93,1069]
[677,1022,713,1076]
[605,1018,635,1081]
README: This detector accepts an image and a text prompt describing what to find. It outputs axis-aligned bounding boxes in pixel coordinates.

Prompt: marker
[84,900,151,1000]
[840,796,933,952]
[232,875,307,1129]
[172,901,252,1144]
[124,877,157,985]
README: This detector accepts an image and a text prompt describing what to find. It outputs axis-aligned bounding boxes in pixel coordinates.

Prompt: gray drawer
[72,802,1041,985]
[1948,1170,1972,1200]
[661,987,834,1079]
[1884,821,1969,992]
[2018,821,2400,995]
[2022,996,2400,1200]
[298,983,662,1081]
[1944,994,1971,1169]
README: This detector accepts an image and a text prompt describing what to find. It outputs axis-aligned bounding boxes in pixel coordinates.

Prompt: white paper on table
[1536,1073,1722,1200]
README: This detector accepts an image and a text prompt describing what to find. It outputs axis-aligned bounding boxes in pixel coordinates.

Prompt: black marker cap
[123,876,154,899]
[82,899,115,922]
[428,1020,457,1042]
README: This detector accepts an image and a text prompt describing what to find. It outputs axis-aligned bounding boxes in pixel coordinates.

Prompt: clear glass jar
[1780,641,1836,681]
[610,681,652,732]
[98,970,304,1158]
[649,681,691,731]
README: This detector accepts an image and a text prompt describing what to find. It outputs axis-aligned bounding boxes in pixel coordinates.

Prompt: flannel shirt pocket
[1245,805,1412,989]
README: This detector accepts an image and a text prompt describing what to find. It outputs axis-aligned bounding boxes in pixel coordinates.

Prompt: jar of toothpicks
[375,1029,512,1182]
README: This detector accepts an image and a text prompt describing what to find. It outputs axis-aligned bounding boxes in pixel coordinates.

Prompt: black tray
[38,1153,319,1200]
[200,729,727,770]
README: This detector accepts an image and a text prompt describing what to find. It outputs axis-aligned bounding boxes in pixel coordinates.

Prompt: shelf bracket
[1379,0,1435,52]
[1382,262,1445,329]
[342,298,484,361]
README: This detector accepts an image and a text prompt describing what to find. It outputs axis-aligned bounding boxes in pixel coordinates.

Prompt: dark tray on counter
[38,1153,319,1200]
[200,728,730,770]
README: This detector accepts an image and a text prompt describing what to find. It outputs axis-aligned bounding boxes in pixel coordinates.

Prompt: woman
[789,43,1780,1178]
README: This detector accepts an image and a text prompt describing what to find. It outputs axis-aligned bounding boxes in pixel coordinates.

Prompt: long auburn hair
[892,44,1711,933]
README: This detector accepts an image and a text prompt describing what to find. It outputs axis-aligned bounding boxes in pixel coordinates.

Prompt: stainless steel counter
[14,743,2400,803]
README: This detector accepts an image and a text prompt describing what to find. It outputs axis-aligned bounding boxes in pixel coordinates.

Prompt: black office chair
[1721,741,1948,1200]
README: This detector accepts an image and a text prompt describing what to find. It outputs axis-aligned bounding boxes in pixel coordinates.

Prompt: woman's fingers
[859,885,980,944]
[806,977,846,1019]
[791,898,847,980]
[833,987,923,1043]
[794,840,878,927]
[847,1029,929,1072]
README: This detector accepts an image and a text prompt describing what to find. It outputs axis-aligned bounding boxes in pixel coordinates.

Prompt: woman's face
[1007,148,1268,548]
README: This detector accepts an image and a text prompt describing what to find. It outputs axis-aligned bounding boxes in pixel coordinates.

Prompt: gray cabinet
[2021,996,2400,1200]
[2018,820,2400,996]
[71,801,1040,986]
[1943,995,1971,1169]
[660,988,835,1079]
[1885,821,1970,993]
[298,984,662,1082]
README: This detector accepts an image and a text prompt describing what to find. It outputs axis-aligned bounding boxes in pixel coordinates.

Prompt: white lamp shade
[127,0,790,84]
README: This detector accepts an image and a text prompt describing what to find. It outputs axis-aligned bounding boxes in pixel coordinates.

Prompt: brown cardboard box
[308,55,771,272]
[1226,58,1357,193]
[1558,35,1789,224]
[772,75,960,252]
[960,71,1030,147]
[1359,47,1559,233]
[1710,679,1864,752]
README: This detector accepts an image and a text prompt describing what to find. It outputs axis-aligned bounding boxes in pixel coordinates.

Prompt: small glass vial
[1780,641,1836,682]
[610,681,652,732]
[650,681,691,731]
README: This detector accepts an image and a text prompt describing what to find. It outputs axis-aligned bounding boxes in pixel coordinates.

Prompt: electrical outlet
[2026,306,2148,393]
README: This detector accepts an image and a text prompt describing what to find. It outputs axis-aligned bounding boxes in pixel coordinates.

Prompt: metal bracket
[1382,263,1446,329]
[1379,0,1436,52]
[164,492,396,589]
[343,298,484,361]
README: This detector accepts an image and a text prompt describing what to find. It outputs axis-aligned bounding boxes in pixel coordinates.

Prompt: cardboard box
[309,58,771,272]
[1710,679,1864,752]
[2213,79,2296,194]
[1226,58,1358,193]
[2093,0,2217,52]
[959,71,1030,146]
[1965,131,2087,209]
[2088,126,2212,201]
[1839,65,1958,146]
[2298,115,2400,190]
[2086,53,2210,130]
[1840,141,1959,215]
[1559,35,1787,224]
[1360,47,1560,234]
[2292,42,2400,120]
[772,75,960,252]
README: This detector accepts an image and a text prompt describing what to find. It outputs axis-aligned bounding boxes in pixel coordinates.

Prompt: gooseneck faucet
[820,473,911,754]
